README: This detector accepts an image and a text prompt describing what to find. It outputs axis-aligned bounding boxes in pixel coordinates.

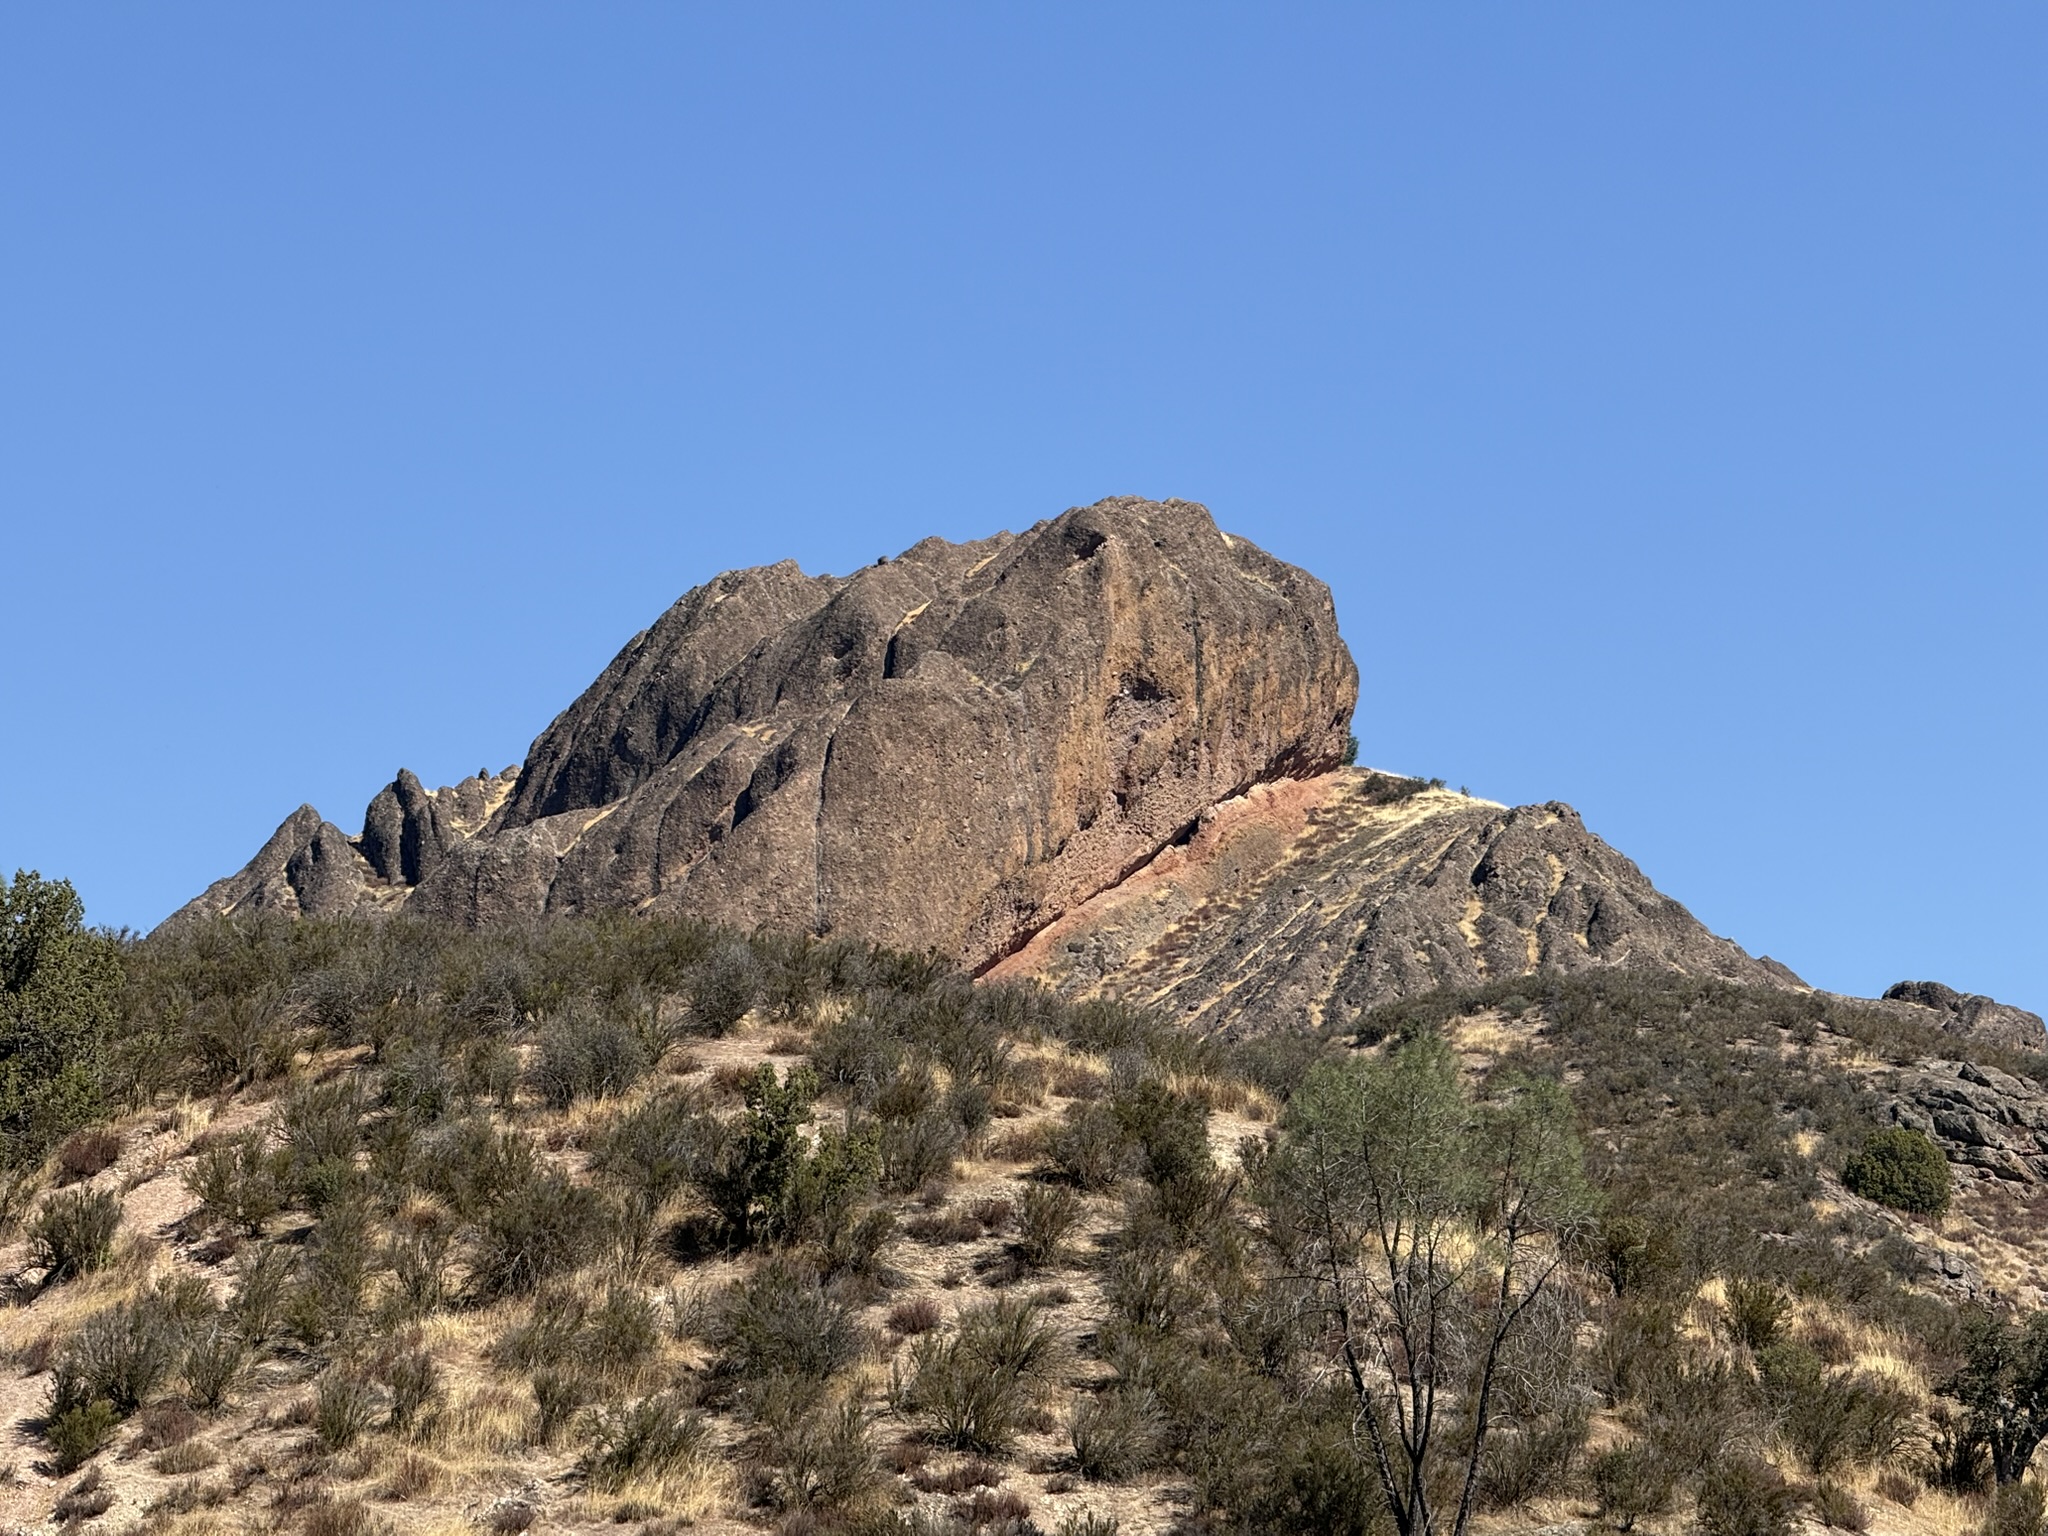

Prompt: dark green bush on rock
[1843,1128,1950,1216]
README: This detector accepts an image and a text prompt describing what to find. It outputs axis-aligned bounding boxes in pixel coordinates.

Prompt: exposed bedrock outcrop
[1880,980,2047,1053]
[166,497,1359,971]
[987,771,1790,1037]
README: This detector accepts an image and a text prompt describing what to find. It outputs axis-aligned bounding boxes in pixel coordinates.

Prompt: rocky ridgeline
[169,496,2043,1049]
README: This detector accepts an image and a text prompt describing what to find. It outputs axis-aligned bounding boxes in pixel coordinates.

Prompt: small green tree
[0,872,122,1168]
[1262,1035,1596,1536]
[696,1064,821,1246]
[1842,1128,1949,1216]
[1940,1310,2048,1485]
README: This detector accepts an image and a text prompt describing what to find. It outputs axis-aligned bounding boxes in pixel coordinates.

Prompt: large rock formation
[167,493,2042,1041]
[168,498,1359,970]
[1880,981,2047,1053]
[986,770,1791,1036]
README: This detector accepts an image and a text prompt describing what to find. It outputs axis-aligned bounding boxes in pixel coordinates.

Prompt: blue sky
[4,6,2042,1010]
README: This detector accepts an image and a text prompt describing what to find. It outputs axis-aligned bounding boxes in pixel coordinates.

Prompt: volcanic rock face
[1881,981,2047,1052]
[985,770,1789,1036]
[1881,1059,2048,1185]
[169,498,1359,970]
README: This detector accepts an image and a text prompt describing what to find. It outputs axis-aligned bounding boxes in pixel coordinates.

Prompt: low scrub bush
[1982,1482,2048,1536]
[1723,1278,1790,1351]
[314,1370,382,1450]
[717,1259,862,1384]
[1812,1480,1870,1532]
[880,1111,962,1194]
[29,1186,121,1282]
[1696,1453,1801,1536]
[469,1171,609,1299]
[582,1390,711,1491]
[183,1131,288,1235]
[53,1296,188,1416]
[381,1347,441,1432]
[46,1400,119,1472]
[1046,1103,1127,1192]
[901,1298,1063,1453]
[53,1466,114,1523]
[888,1297,943,1336]
[532,1367,593,1445]
[1589,1439,1676,1530]
[531,1006,651,1108]
[1015,1183,1080,1271]
[55,1127,121,1183]
[182,1323,246,1410]
[750,1399,878,1516]
[1069,1390,1160,1481]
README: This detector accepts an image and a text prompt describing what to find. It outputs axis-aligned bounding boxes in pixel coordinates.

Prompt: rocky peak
[167,498,1359,969]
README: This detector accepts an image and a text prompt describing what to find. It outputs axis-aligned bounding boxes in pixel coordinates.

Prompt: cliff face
[168,497,1360,971]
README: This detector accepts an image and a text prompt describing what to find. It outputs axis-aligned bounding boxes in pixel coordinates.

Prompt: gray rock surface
[1881,1058,2048,1184]
[1882,980,2046,1051]
[165,498,1359,970]
[989,773,1789,1036]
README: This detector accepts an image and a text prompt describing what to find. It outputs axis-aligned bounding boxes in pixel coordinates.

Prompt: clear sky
[4,7,2042,1011]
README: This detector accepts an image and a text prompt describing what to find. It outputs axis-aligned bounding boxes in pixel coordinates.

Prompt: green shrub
[183,1131,288,1235]
[46,1399,120,1472]
[0,872,121,1169]
[530,1007,650,1109]
[469,1172,609,1299]
[1016,1183,1081,1271]
[29,1186,121,1282]
[693,1064,822,1245]
[313,1370,381,1450]
[1696,1453,1800,1536]
[1589,1439,1675,1530]
[582,1390,710,1490]
[901,1298,1063,1452]
[1842,1129,1950,1216]
[717,1259,861,1384]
